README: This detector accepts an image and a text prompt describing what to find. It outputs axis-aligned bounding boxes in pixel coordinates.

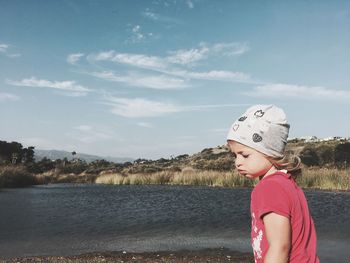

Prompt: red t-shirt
[250,171,319,262]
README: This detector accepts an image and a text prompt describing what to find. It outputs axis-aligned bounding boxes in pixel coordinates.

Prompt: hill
[34,149,133,164]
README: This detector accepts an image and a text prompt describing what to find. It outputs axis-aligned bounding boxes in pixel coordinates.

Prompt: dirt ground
[2,248,254,263]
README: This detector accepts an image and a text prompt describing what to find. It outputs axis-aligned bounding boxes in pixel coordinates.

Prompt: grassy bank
[298,168,350,190]
[1,165,349,191]
[95,167,350,191]
[0,165,38,188]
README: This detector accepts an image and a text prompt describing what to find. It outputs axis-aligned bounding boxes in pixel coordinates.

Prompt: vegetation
[0,139,349,190]
[0,165,38,188]
[95,167,350,191]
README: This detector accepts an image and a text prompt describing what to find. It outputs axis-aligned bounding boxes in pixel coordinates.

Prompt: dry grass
[95,168,255,188]
[95,167,350,191]
[297,168,350,190]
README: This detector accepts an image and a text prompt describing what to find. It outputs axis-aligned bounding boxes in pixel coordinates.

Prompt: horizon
[1,1,350,159]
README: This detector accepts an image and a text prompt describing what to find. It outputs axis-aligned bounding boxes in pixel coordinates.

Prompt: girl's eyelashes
[230,152,249,158]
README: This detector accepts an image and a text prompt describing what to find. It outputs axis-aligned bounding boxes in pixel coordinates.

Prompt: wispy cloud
[166,46,209,65]
[87,42,253,86]
[0,43,21,58]
[184,103,251,111]
[245,83,350,100]
[103,97,183,118]
[127,24,155,43]
[6,77,91,96]
[90,51,166,70]
[141,8,185,24]
[137,122,154,128]
[90,71,188,90]
[70,125,113,143]
[0,92,20,101]
[89,41,249,69]
[102,95,250,118]
[0,44,9,52]
[179,70,252,83]
[186,0,194,9]
[213,42,250,56]
[142,9,159,20]
[67,53,84,65]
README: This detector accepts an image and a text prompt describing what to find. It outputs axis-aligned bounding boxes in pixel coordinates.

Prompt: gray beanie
[226,105,290,158]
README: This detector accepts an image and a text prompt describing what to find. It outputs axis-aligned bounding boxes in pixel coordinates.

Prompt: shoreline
[2,248,254,263]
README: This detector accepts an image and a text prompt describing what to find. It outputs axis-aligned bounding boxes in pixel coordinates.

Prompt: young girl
[226,105,319,263]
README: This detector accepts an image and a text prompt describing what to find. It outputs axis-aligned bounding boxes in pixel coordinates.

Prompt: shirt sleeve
[252,180,291,220]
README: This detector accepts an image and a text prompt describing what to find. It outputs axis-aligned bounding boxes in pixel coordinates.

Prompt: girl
[226,105,319,263]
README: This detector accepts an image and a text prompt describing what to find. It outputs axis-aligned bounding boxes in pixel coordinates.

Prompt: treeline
[0,140,35,164]
[299,142,350,168]
[0,140,133,188]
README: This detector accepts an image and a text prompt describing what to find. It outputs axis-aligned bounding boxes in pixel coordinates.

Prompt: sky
[1,0,350,160]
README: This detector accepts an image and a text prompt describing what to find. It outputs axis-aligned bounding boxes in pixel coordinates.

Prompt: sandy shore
[2,248,254,263]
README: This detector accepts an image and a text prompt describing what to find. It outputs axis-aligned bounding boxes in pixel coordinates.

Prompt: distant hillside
[122,139,350,174]
[34,149,133,164]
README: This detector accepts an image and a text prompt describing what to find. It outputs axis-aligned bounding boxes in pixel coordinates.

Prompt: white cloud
[6,77,91,96]
[75,125,92,131]
[104,97,183,118]
[67,53,84,65]
[167,46,209,65]
[213,42,250,56]
[0,44,9,52]
[186,0,194,9]
[182,70,252,82]
[184,103,251,111]
[141,8,184,24]
[0,43,21,57]
[142,9,159,20]
[137,122,154,128]
[0,92,20,101]
[246,83,350,100]
[89,42,249,71]
[131,25,145,42]
[102,95,250,118]
[91,51,166,70]
[91,71,188,90]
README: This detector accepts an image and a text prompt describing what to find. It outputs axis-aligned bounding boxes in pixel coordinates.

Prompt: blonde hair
[267,151,302,178]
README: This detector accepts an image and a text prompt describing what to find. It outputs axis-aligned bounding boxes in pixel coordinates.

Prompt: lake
[0,184,349,262]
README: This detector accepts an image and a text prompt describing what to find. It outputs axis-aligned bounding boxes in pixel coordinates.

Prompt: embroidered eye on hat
[227,104,290,158]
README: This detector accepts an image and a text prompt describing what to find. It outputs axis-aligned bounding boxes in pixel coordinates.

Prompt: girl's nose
[235,156,242,168]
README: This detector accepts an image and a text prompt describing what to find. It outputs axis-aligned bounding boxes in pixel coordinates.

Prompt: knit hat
[226,105,290,158]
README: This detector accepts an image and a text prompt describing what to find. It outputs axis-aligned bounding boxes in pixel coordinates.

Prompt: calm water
[0,184,349,262]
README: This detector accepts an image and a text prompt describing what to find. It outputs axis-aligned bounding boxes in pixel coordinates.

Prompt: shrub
[0,165,37,187]
[300,147,320,166]
[334,143,350,167]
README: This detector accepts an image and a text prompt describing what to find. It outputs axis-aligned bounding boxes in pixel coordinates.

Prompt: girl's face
[228,140,277,179]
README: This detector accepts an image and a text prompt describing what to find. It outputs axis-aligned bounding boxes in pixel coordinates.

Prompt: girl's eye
[242,154,249,158]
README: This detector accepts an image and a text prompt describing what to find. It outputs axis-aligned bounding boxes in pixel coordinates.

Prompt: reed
[95,167,350,190]
[95,169,255,188]
[0,165,38,188]
[297,168,350,190]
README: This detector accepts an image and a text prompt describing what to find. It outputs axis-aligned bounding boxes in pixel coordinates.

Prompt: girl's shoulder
[253,171,294,194]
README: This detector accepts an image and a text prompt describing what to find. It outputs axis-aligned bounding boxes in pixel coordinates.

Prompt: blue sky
[1,0,349,159]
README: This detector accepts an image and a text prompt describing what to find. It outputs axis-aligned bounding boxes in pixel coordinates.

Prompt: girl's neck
[259,165,278,180]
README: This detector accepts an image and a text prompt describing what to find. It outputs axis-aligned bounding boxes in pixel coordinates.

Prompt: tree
[300,147,320,166]
[334,143,350,167]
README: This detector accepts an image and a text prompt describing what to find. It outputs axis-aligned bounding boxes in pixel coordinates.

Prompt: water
[0,184,349,262]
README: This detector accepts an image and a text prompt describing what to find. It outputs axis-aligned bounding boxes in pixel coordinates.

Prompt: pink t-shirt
[250,171,319,263]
